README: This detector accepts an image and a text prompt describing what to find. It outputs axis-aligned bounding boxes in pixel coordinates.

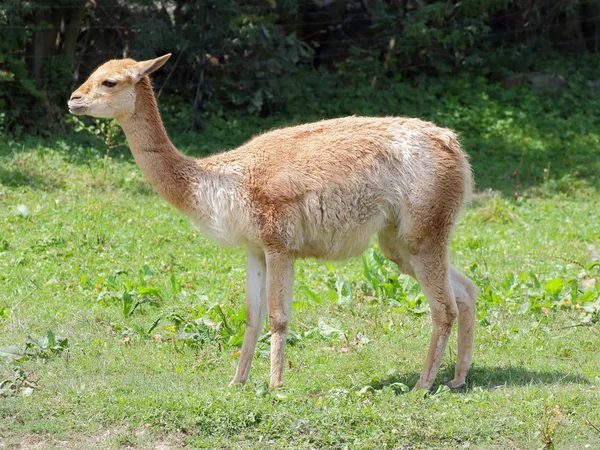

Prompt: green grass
[1,77,600,448]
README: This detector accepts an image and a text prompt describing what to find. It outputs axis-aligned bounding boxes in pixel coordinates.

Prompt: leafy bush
[2,0,599,133]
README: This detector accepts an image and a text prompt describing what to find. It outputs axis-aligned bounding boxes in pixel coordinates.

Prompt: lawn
[1,75,600,449]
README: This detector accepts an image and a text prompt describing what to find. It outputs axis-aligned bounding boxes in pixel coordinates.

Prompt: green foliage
[210,8,313,114]
[0,0,86,133]
[0,330,68,398]
[2,1,599,133]
[360,250,428,313]
[86,265,163,318]
[0,329,69,363]
[297,250,426,315]
[165,303,247,348]
[0,364,33,398]
[24,329,69,360]
[66,115,127,182]
[66,116,125,150]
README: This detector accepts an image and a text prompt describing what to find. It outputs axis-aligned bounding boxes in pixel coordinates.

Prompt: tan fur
[69,55,478,390]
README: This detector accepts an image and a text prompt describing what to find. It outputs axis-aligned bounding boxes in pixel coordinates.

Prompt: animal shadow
[363,364,589,395]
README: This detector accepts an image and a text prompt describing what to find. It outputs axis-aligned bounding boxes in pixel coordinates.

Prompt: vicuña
[69,54,477,390]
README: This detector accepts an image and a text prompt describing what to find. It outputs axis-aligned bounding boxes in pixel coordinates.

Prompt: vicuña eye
[102,80,117,88]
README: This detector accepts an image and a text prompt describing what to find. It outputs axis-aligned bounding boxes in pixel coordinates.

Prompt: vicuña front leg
[448,266,477,389]
[230,248,267,386]
[266,251,294,388]
[410,248,458,391]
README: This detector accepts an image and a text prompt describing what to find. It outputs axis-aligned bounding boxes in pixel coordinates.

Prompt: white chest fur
[190,177,251,247]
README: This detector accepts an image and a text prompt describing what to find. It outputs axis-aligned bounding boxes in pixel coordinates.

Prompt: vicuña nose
[70,93,82,101]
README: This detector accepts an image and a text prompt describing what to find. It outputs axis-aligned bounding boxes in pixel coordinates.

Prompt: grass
[1,74,600,449]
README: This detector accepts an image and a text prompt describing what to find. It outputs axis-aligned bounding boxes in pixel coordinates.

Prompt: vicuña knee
[431,303,458,328]
[269,313,289,334]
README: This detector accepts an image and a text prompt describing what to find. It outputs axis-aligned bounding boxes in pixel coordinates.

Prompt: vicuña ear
[132,54,171,82]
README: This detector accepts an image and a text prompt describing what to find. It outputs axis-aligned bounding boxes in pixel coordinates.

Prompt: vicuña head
[69,54,171,120]
[69,55,478,392]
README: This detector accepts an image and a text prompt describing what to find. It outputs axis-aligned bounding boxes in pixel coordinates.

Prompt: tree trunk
[31,8,62,80]
[562,10,587,52]
[61,2,87,58]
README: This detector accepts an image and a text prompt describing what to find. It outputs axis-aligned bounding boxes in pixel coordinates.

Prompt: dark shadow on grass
[463,364,590,389]
[366,365,589,395]
[0,166,65,191]
[55,138,134,167]
[467,136,600,196]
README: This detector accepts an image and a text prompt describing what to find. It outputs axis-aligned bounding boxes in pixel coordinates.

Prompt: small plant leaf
[46,329,56,348]
[0,346,23,358]
[429,384,451,398]
[15,204,30,217]
[389,382,410,394]
[358,385,375,396]
[122,291,133,317]
[544,277,563,296]
[299,285,324,304]
[317,319,344,339]
[21,387,34,398]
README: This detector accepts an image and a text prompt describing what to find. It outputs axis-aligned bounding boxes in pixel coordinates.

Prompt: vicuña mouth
[68,102,88,115]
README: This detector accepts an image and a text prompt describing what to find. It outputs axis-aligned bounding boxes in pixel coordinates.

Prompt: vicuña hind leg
[410,242,458,391]
[380,229,476,390]
[448,266,477,388]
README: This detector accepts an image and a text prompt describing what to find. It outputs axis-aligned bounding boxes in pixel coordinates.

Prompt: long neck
[118,77,199,212]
